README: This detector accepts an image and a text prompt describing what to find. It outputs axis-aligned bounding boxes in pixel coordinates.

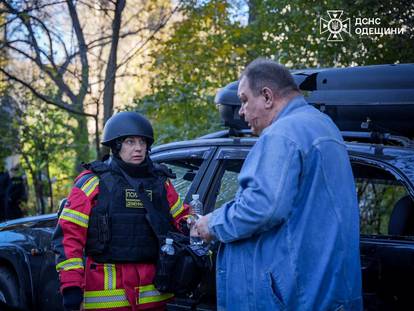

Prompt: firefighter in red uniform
[52,112,191,311]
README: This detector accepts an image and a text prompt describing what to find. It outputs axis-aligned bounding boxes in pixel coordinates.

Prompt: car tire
[0,266,19,308]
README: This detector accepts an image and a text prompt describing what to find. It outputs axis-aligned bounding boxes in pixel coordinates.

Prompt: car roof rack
[198,129,414,147]
[341,131,414,147]
[214,64,414,142]
[198,129,253,139]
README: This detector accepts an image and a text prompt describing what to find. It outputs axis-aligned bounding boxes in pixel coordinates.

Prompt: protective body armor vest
[84,159,173,263]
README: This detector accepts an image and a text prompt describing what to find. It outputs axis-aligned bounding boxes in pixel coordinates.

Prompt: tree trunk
[46,161,54,213]
[248,0,259,24]
[102,0,126,125]
[33,171,45,215]
[73,114,90,172]
[100,0,126,157]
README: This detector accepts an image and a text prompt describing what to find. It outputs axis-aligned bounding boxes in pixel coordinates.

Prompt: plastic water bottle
[190,194,203,216]
[161,238,175,255]
[155,238,175,292]
[190,194,204,245]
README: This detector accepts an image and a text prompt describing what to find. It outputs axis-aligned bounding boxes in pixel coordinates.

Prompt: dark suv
[0,64,413,311]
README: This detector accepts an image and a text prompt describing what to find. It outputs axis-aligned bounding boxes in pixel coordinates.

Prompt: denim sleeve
[209,133,301,243]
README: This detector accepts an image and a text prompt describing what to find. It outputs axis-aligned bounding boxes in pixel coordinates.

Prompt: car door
[190,147,414,311]
[32,222,63,311]
[351,157,414,311]
[193,146,250,310]
[150,145,218,311]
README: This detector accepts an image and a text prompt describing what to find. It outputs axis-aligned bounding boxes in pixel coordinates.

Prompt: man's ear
[262,87,274,108]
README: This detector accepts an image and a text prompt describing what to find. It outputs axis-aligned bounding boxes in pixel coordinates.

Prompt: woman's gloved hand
[62,286,83,311]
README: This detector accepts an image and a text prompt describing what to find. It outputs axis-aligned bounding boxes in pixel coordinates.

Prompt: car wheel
[0,266,19,307]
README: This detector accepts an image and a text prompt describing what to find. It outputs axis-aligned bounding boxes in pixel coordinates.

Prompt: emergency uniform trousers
[53,167,190,311]
[82,259,170,310]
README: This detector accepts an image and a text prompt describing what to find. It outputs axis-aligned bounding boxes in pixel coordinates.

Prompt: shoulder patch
[75,173,99,197]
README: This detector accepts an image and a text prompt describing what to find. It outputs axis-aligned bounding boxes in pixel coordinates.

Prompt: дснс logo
[320,10,351,42]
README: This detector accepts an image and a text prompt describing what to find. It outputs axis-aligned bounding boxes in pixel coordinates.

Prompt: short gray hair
[240,58,299,97]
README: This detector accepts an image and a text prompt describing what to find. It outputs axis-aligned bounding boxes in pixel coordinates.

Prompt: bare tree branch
[103,0,126,123]
[66,0,89,103]
[26,14,57,68]
[4,0,68,15]
[0,67,96,118]
[0,15,18,28]
[116,2,182,72]
[94,1,183,105]
[2,0,180,162]
[78,0,116,15]
[85,26,152,51]
[7,3,79,104]
[3,42,38,62]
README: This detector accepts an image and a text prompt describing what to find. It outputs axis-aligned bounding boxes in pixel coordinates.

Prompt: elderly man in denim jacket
[194,58,362,310]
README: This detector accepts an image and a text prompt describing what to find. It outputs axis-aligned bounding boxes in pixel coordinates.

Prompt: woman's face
[119,136,147,165]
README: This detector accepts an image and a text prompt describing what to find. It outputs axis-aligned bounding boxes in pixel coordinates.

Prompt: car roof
[153,137,414,159]
[152,133,414,169]
[0,213,57,230]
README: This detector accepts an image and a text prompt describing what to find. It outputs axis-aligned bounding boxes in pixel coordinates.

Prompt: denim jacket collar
[271,95,306,124]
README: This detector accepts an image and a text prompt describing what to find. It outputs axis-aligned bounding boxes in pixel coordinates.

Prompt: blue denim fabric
[209,96,362,311]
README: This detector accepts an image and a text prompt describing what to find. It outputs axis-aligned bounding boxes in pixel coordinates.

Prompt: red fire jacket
[53,170,191,310]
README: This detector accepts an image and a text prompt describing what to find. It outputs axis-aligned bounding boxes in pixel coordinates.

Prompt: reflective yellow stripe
[170,197,181,211]
[56,258,84,271]
[60,215,88,228]
[85,289,127,298]
[170,197,184,218]
[61,208,89,220]
[81,176,99,197]
[104,264,116,290]
[84,289,130,309]
[60,208,89,228]
[138,284,173,304]
[140,284,155,292]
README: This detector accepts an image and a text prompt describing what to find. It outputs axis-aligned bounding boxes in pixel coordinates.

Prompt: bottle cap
[165,238,173,244]
[192,194,200,200]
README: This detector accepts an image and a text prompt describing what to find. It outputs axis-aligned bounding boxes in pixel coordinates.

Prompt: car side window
[151,147,213,202]
[213,160,243,210]
[160,161,201,199]
[209,157,414,238]
[352,162,411,237]
[207,159,243,209]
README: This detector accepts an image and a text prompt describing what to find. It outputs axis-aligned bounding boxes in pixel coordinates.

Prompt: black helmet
[101,111,154,147]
